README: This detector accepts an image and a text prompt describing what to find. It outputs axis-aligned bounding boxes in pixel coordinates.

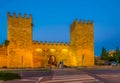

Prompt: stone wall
[0,12,94,68]
[32,41,73,67]
[70,19,94,66]
[7,12,33,68]
[0,45,7,67]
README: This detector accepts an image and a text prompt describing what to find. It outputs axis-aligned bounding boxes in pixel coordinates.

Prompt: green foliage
[4,40,9,56]
[116,46,120,63]
[100,46,120,63]
[4,40,9,47]
[101,47,109,61]
[108,54,117,62]
[0,71,21,81]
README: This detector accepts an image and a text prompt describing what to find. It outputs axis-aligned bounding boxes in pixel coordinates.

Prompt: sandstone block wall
[32,41,73,67]
[70,19,94,66]
[0,45,7,67]
[0,12,94,68]
[7,12,33,68]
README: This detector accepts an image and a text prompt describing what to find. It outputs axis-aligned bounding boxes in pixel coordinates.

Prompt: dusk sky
[0,0,120,56]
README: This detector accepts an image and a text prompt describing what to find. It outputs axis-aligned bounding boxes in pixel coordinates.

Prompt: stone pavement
[0,68,53,83]
[40,68,102,83]
[40,74,102,83]
[2,68,120,83]
[0,77,43,83]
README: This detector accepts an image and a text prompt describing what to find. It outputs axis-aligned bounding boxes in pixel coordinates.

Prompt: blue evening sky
[0,0,120,56]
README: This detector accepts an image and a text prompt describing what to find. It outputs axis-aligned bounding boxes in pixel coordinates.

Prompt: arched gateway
[48,55,57,67]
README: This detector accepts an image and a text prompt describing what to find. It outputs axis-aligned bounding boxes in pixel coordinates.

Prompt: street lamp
[82,54,84,67]
[21,55,23,76]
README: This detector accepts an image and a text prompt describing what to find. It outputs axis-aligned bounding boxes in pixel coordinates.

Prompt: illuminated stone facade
[70,20,94,66]
[0,12,94,68]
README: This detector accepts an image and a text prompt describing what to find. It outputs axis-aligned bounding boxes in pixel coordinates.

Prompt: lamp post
[42,49,49,67]
[21,55,23,76]
[82,54,84,67]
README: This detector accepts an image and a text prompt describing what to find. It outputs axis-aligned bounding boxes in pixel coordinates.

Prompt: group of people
[48,60,64,69]
[59,61,64,69]
[51,61,64,69]
[48,55,64,69]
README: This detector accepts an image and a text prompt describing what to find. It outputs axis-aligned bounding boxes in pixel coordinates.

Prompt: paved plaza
[1,68,120,83]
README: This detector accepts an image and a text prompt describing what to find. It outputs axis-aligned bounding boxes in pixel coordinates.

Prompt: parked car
[104,62,111,65]
[111,62,118,66]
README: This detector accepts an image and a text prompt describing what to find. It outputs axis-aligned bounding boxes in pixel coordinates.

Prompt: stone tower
[70,19,94,66]
[7,12,33,68]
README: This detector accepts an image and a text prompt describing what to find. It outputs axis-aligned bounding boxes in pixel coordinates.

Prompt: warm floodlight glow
[62,49,68,52]
[50,49,55,52]
[36,48,42,52]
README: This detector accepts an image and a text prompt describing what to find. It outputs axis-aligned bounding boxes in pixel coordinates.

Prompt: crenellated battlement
[33,41,69,46]
[8,12,32,19]
[71,19,94,27]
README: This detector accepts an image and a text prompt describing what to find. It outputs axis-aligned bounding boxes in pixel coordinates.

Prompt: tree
[116,46,120,63]
[4,40,9,56]
[100,47,109,61]
[108,54,116,62]
[118,51,120,63]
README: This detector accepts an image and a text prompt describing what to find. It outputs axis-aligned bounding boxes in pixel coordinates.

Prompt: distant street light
[82,54,84,66]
